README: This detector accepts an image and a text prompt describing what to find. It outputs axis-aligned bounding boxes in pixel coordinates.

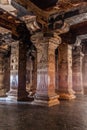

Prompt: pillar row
[72,46,84,94]
[58,43,75,100]
[31,33,61,106]
[7,41,28,101]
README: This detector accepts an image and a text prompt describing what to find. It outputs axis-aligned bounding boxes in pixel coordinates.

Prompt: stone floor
[0,95,87,130]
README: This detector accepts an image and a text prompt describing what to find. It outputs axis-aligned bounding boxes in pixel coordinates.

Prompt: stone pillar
[4,56,10,93]
[72,46,84,94]
[7,41,28,101]
[0,54,5,96]
[58,43,75,100]
[82,43,87,94]
[83,54,87,94]
[31,33,61,106]
[31,52,37,94]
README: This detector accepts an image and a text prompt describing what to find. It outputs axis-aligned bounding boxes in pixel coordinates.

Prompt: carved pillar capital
[48,33,61,50]
[72,45,84,59]
[31,32,61,50]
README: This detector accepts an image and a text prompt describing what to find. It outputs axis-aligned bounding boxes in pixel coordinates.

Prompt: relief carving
[31,32,61,70]
[11,74,18,89]
[37,69,48,91]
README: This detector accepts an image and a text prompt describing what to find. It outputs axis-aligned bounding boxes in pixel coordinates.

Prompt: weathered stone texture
[4,57,10,93]
[72,46,84,94]
[7,41,28,101]
[58,43,75,100]
[82,54,87,94]
[82,42,87,94]
[31,33,61,106]
[0,54,5,96]
[0,0,9,4]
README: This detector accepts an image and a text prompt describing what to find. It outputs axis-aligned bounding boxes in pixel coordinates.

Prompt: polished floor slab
[0,95,87,130]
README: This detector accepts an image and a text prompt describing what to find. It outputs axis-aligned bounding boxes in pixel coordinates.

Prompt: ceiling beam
[60,20,87,44]
[0,7,27,37]
[71,21,87,36]
[13,0,87,31]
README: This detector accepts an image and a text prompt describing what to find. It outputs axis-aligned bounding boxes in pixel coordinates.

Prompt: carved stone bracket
[31,32,61,49]
[55,22,70,35]
[21,15,40,34]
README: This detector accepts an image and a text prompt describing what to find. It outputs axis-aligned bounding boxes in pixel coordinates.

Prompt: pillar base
[32,94,59,107]
[18,90,29,101]
[6,90,32,101]
[75,90,84,95]
[59,93,76,100]
[6,89,17,101]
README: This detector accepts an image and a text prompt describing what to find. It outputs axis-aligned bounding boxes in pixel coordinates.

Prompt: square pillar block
[31,33,61,106]
[58,43,76,100]
[0,54,6,96]
[72,46,84,94]
[82,54,87,94]
[6,41,28,101]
